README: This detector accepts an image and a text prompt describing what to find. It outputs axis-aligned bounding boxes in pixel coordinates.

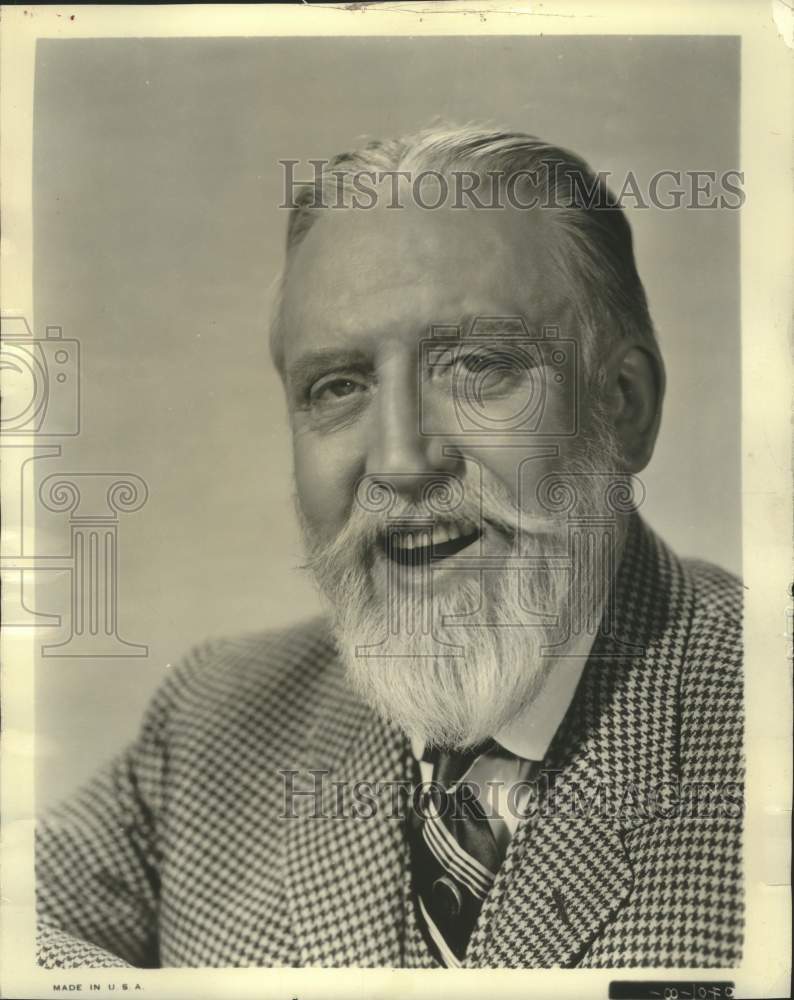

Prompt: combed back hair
[270,122,659,383]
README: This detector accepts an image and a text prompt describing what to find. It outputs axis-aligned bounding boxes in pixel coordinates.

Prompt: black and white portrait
[1,6,790,999]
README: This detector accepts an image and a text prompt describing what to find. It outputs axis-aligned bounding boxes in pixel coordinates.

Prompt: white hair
[270,121,661,384]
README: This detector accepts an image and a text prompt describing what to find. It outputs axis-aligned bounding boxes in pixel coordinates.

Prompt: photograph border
[2,3,791,998]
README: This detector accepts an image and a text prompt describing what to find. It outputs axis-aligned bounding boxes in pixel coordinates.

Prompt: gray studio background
[33,35,741,809]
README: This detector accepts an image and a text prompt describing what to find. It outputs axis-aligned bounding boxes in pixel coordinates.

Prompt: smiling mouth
[378,522,483,566]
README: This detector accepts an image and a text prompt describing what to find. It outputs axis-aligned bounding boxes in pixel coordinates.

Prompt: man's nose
[365,357,461,497]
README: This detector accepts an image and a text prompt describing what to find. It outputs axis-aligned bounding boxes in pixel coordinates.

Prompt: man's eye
[451,351,532,396]
[457,351,504,374]
[429,348,533,378]
[308,375,368,407]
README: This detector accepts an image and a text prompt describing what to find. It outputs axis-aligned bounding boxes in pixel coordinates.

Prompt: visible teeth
[386,522,476,551]
[433,524,450,546]
[437,522,468,544]
[388,530,425,551]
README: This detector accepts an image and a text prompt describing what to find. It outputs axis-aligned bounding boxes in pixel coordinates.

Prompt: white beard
[299,415,626,751]
[333,543,570,750]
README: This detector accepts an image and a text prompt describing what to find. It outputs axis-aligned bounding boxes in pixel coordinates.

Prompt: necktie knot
[421,738,521,787]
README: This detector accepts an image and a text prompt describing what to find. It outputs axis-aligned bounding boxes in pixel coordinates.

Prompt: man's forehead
[280,202,576,360]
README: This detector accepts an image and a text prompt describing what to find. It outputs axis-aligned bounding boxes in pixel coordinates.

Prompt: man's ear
[601,340,665,472]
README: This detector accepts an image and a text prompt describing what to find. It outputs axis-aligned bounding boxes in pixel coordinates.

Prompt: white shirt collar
[410,626,597,764]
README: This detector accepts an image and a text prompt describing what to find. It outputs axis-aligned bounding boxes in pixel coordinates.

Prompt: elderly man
[37,125,743,970]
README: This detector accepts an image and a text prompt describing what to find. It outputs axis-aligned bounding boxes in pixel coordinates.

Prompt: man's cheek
[293,441,358,541]
[463,444,561,514]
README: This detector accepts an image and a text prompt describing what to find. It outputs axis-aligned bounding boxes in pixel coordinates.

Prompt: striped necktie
[408,741,532,967]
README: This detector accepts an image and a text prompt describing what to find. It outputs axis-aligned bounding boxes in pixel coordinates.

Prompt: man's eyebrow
[455,313,536,337]
[286,348,372,389]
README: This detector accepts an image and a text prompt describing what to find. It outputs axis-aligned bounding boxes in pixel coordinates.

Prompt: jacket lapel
[467,812,634,967]
[284,656,412,966]
[467,516,695,967]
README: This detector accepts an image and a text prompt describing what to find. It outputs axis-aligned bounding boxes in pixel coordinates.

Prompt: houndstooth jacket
[37,515,744,969]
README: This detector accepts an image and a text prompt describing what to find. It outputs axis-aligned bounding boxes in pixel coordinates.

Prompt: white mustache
[301,473,554,579]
